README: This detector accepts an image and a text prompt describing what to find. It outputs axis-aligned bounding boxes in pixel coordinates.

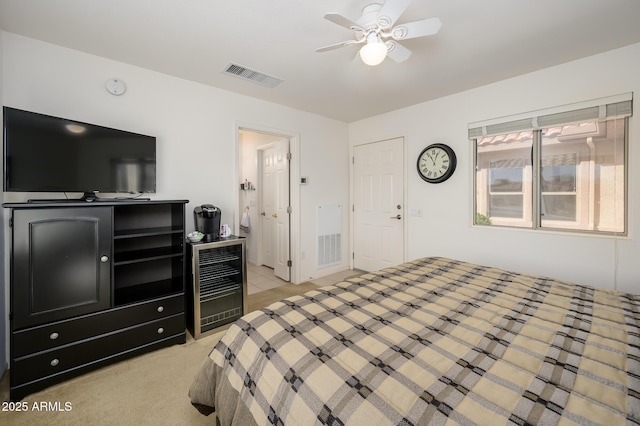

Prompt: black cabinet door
[12,207,112,329]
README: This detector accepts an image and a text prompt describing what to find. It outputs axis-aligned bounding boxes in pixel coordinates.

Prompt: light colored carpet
[248,281,320,312]
[0,282,319,425]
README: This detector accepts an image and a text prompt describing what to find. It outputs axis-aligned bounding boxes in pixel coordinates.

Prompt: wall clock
[417,143,457,183]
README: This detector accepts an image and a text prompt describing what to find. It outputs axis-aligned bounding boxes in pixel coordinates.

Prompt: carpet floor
[0,281,320,425]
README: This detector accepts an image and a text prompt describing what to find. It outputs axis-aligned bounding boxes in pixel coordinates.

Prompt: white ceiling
[1,0,640,122]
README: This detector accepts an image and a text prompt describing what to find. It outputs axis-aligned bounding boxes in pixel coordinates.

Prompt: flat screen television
[3,106,156,200]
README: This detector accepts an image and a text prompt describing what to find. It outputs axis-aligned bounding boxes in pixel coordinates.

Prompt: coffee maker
[193,204,221,242]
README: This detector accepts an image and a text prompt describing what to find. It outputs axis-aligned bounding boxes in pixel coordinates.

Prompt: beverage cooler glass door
[192,238,246,337]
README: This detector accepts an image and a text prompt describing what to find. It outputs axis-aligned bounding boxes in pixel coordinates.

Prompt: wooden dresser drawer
[12,294,184,358]
[12,313,184,386]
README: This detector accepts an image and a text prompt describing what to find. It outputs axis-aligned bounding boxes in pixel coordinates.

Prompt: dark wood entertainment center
[3,199,188,400]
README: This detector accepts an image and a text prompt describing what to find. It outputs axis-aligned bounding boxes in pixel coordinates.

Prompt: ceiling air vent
[222,63,283,88]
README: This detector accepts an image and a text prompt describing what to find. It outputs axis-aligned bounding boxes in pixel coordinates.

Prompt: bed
[189,257,640,425]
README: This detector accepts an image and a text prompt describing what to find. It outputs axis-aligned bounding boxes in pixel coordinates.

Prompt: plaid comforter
[189,257,640,425]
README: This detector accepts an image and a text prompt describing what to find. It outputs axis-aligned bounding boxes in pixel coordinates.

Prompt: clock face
[417,143,457,183]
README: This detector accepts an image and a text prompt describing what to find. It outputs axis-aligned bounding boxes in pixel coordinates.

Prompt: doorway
[352,137,405,271]
[238,127,296,283]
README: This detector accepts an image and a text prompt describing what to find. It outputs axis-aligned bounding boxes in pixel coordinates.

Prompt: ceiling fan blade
[385,40,412,63]
[316,39,363,53]
[324,13,362,31]
[376,0,411,29]
[390,17,442,40]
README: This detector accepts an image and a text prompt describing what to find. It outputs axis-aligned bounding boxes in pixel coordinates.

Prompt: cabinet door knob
[100,255,109,263]
[49,332,59,340]
[157,327,164,334]
[157,306,164,313]
[50,359,60,367]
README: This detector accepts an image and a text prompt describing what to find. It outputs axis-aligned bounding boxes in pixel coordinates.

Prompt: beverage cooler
[187,236,247,338]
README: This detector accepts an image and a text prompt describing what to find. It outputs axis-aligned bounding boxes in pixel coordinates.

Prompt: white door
[260,139,291,281]
[273,139,291,281]
[353,138,404,271]
[261,148,275,268]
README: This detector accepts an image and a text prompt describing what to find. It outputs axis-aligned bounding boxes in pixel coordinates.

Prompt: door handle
[390,214,402,220]
[100,255,109,263]
[272,213,278,218]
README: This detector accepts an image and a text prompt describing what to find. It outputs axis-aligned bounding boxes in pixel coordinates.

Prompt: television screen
[3,107,156,195]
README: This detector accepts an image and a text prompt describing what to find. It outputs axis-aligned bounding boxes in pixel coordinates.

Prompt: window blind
[468,93,633,139]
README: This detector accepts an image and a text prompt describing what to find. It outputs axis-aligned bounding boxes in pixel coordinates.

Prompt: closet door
[353,138,405,272]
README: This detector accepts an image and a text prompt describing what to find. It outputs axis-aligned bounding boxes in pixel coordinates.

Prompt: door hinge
[352,156,355,164]
[286,152,292,161]
[287,260,292,267]
[352,252,355,259]
[287,206,292,214]
[9,217,13,228]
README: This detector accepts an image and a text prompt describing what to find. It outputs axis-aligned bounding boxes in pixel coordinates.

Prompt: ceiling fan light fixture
[317,0,442,66]
[359,34,387,66]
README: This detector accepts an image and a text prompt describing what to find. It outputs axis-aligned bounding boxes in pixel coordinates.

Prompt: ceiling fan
[316,0,442,66]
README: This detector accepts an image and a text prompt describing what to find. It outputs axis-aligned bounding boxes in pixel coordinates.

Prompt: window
[489,158,526,219]
[471,94,631,235]
[540,153,577,222]
[477,134,533,228]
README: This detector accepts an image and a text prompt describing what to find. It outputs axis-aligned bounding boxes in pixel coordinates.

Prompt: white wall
[1,31,350,283]
[350,42,640,294]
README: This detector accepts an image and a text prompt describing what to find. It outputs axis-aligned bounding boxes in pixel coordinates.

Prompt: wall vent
[317,204,342,268]
[222,63,283,88]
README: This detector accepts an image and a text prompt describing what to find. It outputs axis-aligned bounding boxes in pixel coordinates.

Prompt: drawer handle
[157,327,164,334]
[157,306,164,313]
[49,332,59,340]
[50,359,60,367]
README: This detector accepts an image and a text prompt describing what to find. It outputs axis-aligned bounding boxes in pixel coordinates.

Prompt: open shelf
[114,252,184,307]
[114,277,184,306]
[114,226,184,239]
[114,246,184,265]
[112,202,186,305]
